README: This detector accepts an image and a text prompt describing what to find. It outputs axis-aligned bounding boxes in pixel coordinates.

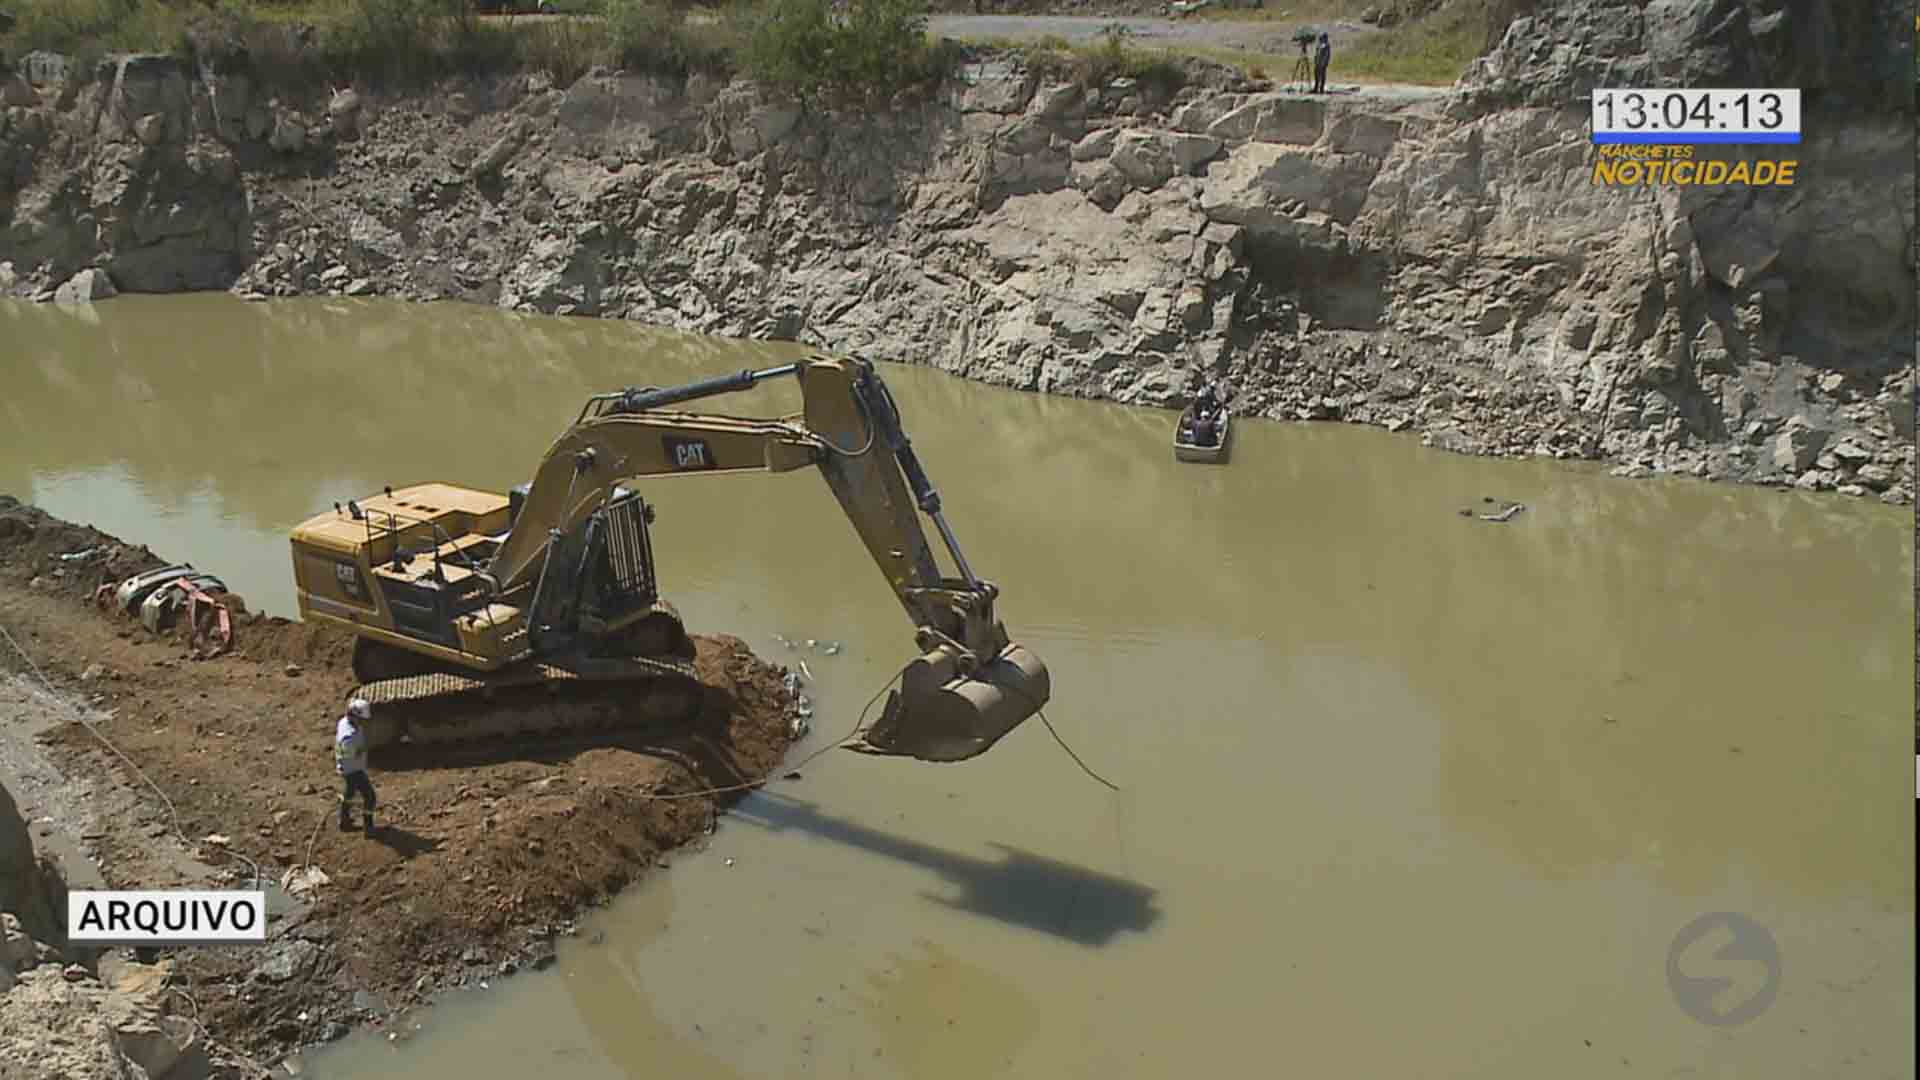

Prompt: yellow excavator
[287,353,1051,764]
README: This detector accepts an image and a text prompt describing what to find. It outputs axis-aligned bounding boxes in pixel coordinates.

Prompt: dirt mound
[0,498,803,1069]
[0,496,168,604]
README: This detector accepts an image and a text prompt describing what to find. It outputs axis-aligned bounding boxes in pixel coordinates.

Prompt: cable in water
[1006,682,1120,792]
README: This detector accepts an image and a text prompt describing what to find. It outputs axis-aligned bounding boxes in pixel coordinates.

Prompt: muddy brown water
[2,295,1912,1078]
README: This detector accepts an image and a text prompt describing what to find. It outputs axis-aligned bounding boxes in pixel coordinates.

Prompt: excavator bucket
[850,643,1051,763]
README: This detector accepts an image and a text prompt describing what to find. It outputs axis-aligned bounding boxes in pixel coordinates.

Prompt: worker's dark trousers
[1313,63,1328,93]
[340,770,376,817]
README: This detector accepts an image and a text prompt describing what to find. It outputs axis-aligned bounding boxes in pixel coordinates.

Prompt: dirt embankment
[0,496,802,1074]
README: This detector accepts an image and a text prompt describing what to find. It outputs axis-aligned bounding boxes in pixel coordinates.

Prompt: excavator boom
[480,355,1052,762]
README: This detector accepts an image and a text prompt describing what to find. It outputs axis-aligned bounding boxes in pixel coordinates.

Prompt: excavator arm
[480,354,1052,763]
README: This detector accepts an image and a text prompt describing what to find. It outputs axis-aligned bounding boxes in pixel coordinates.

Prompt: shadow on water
[730,791,1161,948]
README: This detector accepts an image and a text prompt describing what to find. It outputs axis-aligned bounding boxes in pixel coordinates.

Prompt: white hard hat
[347,699,372,720]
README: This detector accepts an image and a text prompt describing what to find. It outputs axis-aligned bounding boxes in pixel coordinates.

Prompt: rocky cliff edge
[0,16,1912,500]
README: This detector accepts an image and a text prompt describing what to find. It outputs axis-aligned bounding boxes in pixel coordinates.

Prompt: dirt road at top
[926,12,1376,50]
[487,11,1379,52]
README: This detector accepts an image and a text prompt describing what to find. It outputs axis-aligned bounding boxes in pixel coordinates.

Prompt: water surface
[2,295,1911,1079]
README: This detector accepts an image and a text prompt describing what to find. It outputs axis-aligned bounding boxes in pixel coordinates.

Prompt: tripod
[1291,52,1313,91]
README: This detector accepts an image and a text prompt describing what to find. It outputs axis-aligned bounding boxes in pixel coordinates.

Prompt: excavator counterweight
[288,354,1051,763]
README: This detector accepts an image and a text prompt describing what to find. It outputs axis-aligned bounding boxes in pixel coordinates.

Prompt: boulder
[328,87,363,139]
[99,55,190,144]
[53,269,118,305]
[1771,415,1830,472]
[0,74,36,108]
[1197,142,1374,243]
[955,60,1036,114]
[1069,127,1118,163]
[21,50,71,87]
[474,117,533,176]
[268,114,306,153]
[132,113,167,147]
[1204,94,1326,145]
[1108,130,1222,189]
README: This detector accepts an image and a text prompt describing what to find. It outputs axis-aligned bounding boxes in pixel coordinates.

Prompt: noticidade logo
[1592,145,1798,188]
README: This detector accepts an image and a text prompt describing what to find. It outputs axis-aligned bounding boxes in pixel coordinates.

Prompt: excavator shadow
[729,792,1161,948]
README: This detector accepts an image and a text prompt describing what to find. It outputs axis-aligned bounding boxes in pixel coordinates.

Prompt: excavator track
[350,654,705,749]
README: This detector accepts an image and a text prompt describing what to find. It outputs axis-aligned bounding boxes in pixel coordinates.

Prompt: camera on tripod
[1291,27,1318,55]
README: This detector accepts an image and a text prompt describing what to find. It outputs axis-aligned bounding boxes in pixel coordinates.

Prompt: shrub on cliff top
[1016,26,1188,95]
[320,0,520,86]
[604,0,740,79]
[739,0,950,100]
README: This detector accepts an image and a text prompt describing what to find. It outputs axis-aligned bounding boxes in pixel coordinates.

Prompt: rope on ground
[163,986,271,1078]
[0,620,265,890]
[631,658,914,802]
[301,806,328,875]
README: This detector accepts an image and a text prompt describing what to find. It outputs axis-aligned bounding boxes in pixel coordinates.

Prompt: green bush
[739,0,946,99]
[0,0,960,98]
[604,0,737,77]
[1018,25,1188,94]
[318,0,512,86]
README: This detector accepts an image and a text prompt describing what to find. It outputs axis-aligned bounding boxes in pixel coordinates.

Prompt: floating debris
[795,695,814,719]
[1460,499,1527,523]
[782,672,803,695]
[790,715,811,739]
[772,634,795,650]
[820,641,841,656]
[57,547,100,562]
[799,660,813,681]
[805,638,817,649]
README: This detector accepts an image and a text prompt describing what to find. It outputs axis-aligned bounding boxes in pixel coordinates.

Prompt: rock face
[3,781,206,1078]
[3,55,251,295]
[0,780,60,949]
[1458,0,1914,113]
[0,8,1912,501]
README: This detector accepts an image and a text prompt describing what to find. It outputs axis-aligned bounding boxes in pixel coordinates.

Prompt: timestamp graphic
[1591,89,1802,145]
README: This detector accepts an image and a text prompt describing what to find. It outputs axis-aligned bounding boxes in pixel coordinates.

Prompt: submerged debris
[1460,498,1527,523]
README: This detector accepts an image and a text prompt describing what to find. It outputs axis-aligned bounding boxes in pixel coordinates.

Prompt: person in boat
[1189,381,1228,447]
[1194,381,1219,418]
[1192,408,1218,447]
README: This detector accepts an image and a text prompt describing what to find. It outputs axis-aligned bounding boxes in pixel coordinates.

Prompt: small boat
[1174,406,1231,463]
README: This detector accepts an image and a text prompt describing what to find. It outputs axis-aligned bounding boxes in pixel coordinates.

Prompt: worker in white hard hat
[335,698,377,835]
